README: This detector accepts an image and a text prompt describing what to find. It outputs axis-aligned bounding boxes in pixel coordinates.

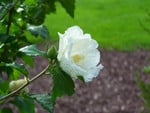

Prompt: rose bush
[0,25,103,113]
[0,0,103,111]
[57,26,103,82]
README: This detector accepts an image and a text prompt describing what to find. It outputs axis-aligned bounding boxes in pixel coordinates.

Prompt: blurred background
[44,0,150,51]
[30,0,150,113]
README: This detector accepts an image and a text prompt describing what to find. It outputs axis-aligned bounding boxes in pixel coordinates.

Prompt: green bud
[47,46,57,60]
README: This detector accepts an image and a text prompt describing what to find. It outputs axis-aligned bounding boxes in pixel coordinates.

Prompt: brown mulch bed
[28,49,150,113]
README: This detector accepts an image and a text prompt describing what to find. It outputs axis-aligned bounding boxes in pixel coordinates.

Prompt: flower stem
[0,65,50,101]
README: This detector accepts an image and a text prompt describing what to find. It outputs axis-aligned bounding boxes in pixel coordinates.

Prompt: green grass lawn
[44,0,150,51]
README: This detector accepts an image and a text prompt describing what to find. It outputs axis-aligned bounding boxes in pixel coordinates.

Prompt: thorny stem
[0,64,50,102]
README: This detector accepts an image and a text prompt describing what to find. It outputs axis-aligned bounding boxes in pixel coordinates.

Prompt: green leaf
[47,0,56,13]
[30,94,54,113]
[58,0,75,18]
[135,74,150,111]
[0,108,13,113]
[22,55,34,67]
[77,76,85,82]
[5,62,28,76]
[11,96,35,113]
[0,81,9,94]
[143,66,150,74]
[37,0,56,14]
[27,25,50,39]
[19,45,46,57]
[12,69,22,79]
[0,34,15,43]
[50,64,75,101]
[26,6,46,25]
[24,0,36,4]
[0,3,12,20]
[0,43,4,48]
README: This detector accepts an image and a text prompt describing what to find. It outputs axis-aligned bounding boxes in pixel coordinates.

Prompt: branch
[0,64,50,101]
[6,7,13,35]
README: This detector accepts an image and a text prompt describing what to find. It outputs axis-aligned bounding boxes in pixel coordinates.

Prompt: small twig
[0,64,50,101]
[6,7,13,35]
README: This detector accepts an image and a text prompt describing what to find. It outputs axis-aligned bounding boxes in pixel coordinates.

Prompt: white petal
[57,25,103,82]
[84,64,103,82]
[65,26,83,39]
[57,32,70,61]
[71,38,100,69]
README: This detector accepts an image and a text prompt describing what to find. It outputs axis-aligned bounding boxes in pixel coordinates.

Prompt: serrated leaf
[11,96,35,113]
[30,94,54,113]
[50,64,75,101]
[0,108,13,113]
[27,25,50,39]
[58,0,75,17]
[5,62,28,76]
[19,45,46,57]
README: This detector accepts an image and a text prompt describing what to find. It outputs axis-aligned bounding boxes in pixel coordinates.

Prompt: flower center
[72,54,84,64]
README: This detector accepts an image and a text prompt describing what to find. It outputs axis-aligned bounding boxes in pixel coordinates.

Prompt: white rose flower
[57,26,103,82]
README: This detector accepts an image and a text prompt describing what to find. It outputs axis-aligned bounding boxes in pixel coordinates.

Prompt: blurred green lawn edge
[44,0,150,51]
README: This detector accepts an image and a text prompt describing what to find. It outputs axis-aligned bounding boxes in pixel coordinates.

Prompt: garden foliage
[135,68,150,112]
[0,0,103,113]
[0,0,75,112]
